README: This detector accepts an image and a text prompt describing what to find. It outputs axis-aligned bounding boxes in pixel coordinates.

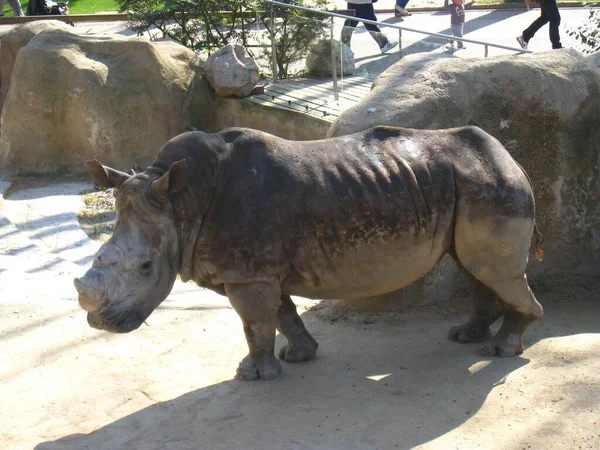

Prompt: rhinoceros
[75,126,544,380]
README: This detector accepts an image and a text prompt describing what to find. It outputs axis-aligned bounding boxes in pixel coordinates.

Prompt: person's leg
[0,0,6,16]
[358,3,381,34]
[359,3,385,44]
[455,23,465,48]
[342,3,360,46]
[545,2,562,48]
[395,0,411,16]
[522,8,550,43]
[358,3,398,52]
[8,0,24,17]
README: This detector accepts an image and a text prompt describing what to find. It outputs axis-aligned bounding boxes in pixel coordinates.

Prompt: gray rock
[306,39,355,77]
[0,20,73,113]
[0,24,202,175]
[203,43,259,98]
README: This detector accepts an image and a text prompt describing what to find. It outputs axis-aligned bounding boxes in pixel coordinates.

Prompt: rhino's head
[74,159,189,333]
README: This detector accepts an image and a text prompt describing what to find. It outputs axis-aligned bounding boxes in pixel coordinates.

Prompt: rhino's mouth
[87,308,143,334]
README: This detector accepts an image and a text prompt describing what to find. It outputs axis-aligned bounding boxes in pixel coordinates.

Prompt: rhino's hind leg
[225,281,282,381]
[476,275,542,357]
[277,295,319,362]
[453,215,543,357]
[448,276,504,343]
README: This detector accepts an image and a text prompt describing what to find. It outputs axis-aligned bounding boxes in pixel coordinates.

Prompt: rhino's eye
[140,260,153,273]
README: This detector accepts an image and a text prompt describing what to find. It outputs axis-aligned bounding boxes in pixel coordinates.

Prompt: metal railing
[265,0,532,102]
[266,0,533,57]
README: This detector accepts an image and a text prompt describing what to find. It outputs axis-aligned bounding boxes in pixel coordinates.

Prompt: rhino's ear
[87,160,131,189]
[151,159,189,201]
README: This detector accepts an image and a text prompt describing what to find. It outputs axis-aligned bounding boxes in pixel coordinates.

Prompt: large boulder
[327,49,600,306]
[0,20,73,112]
[0,24,202,175]
[306,39,355,77]
[203,43,259,98]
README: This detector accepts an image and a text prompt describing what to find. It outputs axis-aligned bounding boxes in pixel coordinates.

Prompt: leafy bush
[566,8,599,54]
[118,0,330,78]
[258,0,329,78]
[118,0,253,51]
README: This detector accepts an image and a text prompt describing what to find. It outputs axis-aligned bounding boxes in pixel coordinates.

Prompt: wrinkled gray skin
[75,126,544,381]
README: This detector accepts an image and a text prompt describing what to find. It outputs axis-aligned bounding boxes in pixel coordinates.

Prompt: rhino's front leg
[225,280,282,381]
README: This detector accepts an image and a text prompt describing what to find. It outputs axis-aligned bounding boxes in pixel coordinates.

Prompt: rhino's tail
[534,221,544,262]
[512,158,544,262]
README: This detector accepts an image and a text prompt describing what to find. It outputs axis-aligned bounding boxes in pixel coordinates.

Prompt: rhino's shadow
[34,312,529,450]
[33,274,600,450]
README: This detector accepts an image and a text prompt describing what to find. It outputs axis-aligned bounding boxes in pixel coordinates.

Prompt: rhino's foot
[448,322,491,343]
[236,354,282,381]
[477,334,524,357]
[278,337,318,363]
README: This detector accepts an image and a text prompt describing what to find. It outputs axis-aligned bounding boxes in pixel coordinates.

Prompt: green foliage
[117,0,329,78]
[64,0,120,14]
[2,0,119,16]
[566,9,599,54]
[118,0,253,51]
[257,0,329,78]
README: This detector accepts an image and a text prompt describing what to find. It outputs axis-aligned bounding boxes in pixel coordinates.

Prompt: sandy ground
[1,4,599,448]
[1,182,599,450]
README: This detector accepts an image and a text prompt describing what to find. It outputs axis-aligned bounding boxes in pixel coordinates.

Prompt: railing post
[270,4,278,82]
[485,44,488,57]
[399,28,402,55]
[331,17,339,101]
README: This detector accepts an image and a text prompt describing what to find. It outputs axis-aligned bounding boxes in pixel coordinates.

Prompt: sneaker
[516,35,528,50]
[457,42,465,49]
[380,40,398,54]
[395,7,412,17]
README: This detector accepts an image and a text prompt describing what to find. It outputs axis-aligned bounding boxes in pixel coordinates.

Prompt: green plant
[257,0,329,78]
[118,0,254,51]
[117,0,329,79]
[566,8,599,54]
[2,0,120,16]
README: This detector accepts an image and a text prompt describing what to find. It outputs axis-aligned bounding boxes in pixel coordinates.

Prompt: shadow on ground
[33,274,600,450]
[34,334,528,450]
[353,10,528,76]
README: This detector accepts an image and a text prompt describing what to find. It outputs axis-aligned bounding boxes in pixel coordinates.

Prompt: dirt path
[1,183,599,450]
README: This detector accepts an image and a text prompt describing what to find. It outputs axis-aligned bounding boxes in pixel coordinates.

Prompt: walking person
[341,1,398,54]
[395,0,411,17]
[444,0,476,50]
[516,0,562,49]
[0,0,24,16]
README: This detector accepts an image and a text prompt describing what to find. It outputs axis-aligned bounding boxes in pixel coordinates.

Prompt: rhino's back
[279,127,462,298]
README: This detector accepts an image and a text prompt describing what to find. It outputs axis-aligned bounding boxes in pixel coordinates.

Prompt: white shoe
[380,40,398,53]
[516,35,528,50]
[395,7,412,17]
